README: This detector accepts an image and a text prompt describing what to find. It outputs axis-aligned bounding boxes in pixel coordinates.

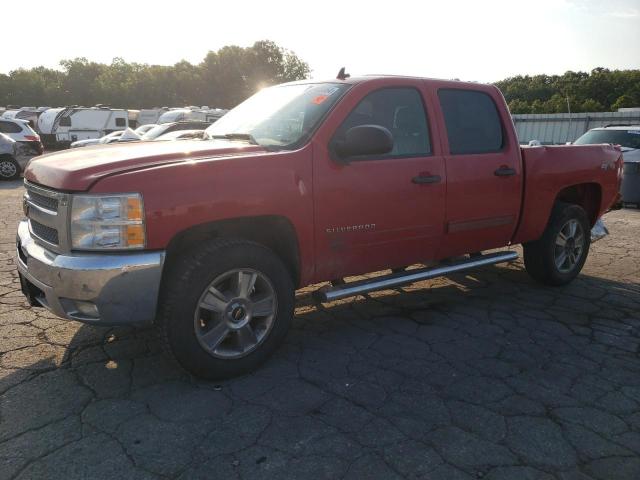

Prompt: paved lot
[1,179,640,480]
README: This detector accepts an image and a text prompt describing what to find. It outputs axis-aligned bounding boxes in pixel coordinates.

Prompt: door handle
[494,166,516,177]
[412,174,441,185]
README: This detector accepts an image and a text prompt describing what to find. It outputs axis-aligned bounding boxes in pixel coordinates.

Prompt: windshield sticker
[311,86,340,105]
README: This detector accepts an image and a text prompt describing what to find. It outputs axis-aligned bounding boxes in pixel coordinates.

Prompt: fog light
[74,301,99,318]
[61,298,100,319]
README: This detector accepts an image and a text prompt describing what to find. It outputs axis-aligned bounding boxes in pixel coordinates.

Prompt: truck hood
[25,140,267,191]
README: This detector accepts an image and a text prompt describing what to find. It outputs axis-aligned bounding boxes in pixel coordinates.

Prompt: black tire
[157,238,294,379]
[523,202,591,286]
[0,156,20,180]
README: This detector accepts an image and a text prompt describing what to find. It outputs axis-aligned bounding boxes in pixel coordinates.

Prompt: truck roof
[283,75,486,90]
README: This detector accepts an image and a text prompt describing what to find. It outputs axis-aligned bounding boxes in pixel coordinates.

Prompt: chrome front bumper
[16,220,165,326]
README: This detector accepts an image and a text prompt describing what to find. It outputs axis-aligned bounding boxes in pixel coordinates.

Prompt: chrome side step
[314,251,518,302]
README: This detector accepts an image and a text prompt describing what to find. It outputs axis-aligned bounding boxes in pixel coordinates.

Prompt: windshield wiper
[210,133,259,145]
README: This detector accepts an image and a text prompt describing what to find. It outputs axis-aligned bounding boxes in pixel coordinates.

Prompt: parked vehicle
[0,133,35,180]
[574,125,640,206]
[0,118,43,155]
[53,107,134,148]
[13,107,50,130]
[127,110,140,129]
[118,127,142,143]
[71,127,144,148]
[154,129,206,141]
[157,107,227,124]
[134,124,158,136]
[70,130,125,148]
[17,75,622,379]
[35,106,135,148]
[140,121,211,141]
[1,110,20,120]
[138,109,170,126]
[37,107,67,148]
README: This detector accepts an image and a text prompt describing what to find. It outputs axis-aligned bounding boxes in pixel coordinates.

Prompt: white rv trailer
[52,107,133,147]
[157,106,227,124]
[37,107,68,147]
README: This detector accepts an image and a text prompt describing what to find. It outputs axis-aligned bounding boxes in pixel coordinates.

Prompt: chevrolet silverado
[17,75,623,378]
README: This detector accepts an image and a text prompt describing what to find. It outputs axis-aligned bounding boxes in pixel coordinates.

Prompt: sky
[2,0,639,82]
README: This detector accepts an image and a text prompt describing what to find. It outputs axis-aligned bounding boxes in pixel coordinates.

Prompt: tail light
[24,135,40,141]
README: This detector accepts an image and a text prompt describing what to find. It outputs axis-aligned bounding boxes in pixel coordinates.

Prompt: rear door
[432,86,522,257]
[312,81,446,281]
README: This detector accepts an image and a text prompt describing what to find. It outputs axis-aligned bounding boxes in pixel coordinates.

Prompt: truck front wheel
[157,239,294,379]
[523,202,591,286]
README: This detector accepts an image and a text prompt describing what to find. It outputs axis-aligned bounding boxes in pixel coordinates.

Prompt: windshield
[141,124,170,141]
[574,129,640,149]
[205,83,349,148]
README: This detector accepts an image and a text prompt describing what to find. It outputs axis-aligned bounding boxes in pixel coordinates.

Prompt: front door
[312,83,446,281]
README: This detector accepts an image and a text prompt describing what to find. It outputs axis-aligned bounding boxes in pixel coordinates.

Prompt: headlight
[70,194,145,250]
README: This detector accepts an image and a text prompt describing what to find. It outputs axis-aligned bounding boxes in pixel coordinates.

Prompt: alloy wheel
[193,268,277,359]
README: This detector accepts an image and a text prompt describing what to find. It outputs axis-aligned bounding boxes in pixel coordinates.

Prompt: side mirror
[333,124,393,163]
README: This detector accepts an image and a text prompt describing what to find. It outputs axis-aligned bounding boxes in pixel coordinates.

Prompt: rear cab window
[438,89,504,154]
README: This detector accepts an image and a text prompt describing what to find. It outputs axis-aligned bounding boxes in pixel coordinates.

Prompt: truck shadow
[3,264,639,477]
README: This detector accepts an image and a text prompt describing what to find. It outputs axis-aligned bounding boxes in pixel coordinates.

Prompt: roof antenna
[336,67,350,80]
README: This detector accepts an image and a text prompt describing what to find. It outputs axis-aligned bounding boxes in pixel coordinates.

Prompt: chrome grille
[24,181,70,253]
[27,189,59,212]
[30,220,59,245]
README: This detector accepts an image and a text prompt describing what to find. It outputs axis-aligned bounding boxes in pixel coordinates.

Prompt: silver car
[0,133,34,180]
[574,125,640,206]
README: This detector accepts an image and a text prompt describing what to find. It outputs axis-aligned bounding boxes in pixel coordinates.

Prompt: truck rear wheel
[157,239,294,379]
[523,202,591,286]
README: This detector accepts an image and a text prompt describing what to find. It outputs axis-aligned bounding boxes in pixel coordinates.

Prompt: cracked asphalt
[1,179,640,479]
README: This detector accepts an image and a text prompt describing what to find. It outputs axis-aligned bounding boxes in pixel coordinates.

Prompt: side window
[59,116,71,127]
[438,89,503,155]
[0,121,22,134]
[335,88,431,158]
[115,117,126,127]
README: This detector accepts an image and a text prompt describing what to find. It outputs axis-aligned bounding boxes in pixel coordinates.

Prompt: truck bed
[513,144,622,244]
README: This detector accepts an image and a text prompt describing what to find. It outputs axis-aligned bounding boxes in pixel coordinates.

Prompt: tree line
[0,40,310,110]
[495,68,640,114]
[1,46,638,115]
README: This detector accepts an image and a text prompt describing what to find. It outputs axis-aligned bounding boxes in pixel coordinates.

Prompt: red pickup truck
[17,75,622,378]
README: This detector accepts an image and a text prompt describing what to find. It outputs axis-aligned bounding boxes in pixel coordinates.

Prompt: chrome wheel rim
[554,219,585,273]
[0,160,17,178]
[194,268,277,359]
